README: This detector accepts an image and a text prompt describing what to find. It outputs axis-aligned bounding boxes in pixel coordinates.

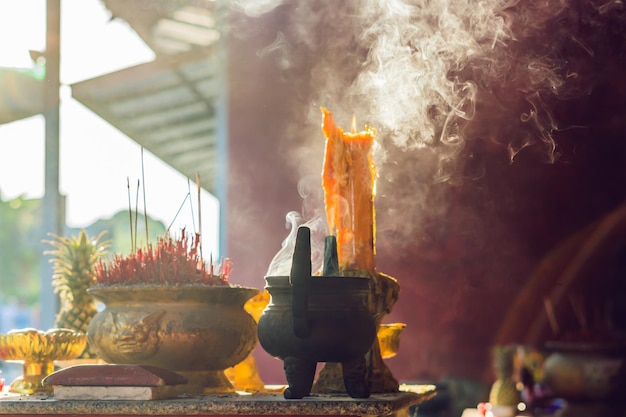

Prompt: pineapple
[489,344,521,406]
[45,230,110,359]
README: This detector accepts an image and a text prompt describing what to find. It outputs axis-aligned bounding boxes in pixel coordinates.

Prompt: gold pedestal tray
[0,328,87,394]
[378,323,407,360]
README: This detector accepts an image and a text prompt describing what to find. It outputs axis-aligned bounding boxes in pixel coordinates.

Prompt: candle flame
[351,114,357,134]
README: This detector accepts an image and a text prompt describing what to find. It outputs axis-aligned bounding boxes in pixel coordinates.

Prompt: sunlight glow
[0,0,220,255]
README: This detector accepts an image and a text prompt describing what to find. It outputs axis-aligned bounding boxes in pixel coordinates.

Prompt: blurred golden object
[225,354,265,392]
[244,289,270,322]
[225,290,270,392]
[0,328,87,394]
[378,323,406,359]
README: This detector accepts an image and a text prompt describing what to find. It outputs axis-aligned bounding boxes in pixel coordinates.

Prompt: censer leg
[283,357,317,399]
[342,356,370,398]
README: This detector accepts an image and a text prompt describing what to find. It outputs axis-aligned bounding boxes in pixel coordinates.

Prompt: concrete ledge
[0,385,436,416]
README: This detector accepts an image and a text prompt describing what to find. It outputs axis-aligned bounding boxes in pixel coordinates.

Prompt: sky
[0,0,220,256]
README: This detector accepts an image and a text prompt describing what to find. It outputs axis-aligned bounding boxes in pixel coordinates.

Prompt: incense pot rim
[264,275,371,287]
[88,284,258,306]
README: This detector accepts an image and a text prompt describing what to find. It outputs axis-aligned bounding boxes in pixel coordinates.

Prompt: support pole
[39,0,62,329]
[215,0,229,259]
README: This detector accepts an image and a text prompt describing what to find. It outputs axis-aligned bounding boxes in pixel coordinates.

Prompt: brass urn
[87,284,258,393]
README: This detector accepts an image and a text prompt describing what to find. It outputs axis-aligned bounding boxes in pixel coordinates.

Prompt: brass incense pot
[86,231,260,394]
[0,328,87,394]
[260,109,403,397]
[258,226,377,399]
[87,284,258,393]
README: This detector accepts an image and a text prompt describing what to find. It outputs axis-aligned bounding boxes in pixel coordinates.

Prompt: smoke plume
[229,0,626,265]
[232,0,625,173]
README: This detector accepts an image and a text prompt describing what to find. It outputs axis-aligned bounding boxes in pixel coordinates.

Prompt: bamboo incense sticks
[321,107,377,276]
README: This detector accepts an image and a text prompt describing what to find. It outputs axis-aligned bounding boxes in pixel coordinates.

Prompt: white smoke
[265,210,326,276]
[229,0,286,17]
[244,0,500,145]
[231,0,626,259]
[230,0,625,175]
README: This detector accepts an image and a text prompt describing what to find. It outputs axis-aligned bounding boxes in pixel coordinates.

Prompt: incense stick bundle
[321,107,377,275]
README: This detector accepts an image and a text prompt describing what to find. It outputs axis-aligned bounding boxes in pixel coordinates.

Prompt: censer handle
[290,226,311,338]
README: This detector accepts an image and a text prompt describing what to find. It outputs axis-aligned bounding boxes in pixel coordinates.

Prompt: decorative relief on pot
[109,310,165,359]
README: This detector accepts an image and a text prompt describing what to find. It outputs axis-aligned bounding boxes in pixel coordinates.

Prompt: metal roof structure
[0,64,45,124]
[71,0,226,195]
[103,0,221,56]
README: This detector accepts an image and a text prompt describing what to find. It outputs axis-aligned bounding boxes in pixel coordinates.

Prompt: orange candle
[321,107,377,275]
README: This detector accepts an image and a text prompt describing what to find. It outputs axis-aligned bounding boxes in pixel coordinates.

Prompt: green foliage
[84,211,167,257]
[0,192,168,308]
[0,194,41,305]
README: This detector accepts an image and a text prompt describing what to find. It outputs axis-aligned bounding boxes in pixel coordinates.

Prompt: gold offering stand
[0,328,87,394]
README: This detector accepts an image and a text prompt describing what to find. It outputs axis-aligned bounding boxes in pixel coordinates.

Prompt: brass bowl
[0,328,87,394]
[378,323,406,359]
[87,285,259,394]
[543,341,626,401]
